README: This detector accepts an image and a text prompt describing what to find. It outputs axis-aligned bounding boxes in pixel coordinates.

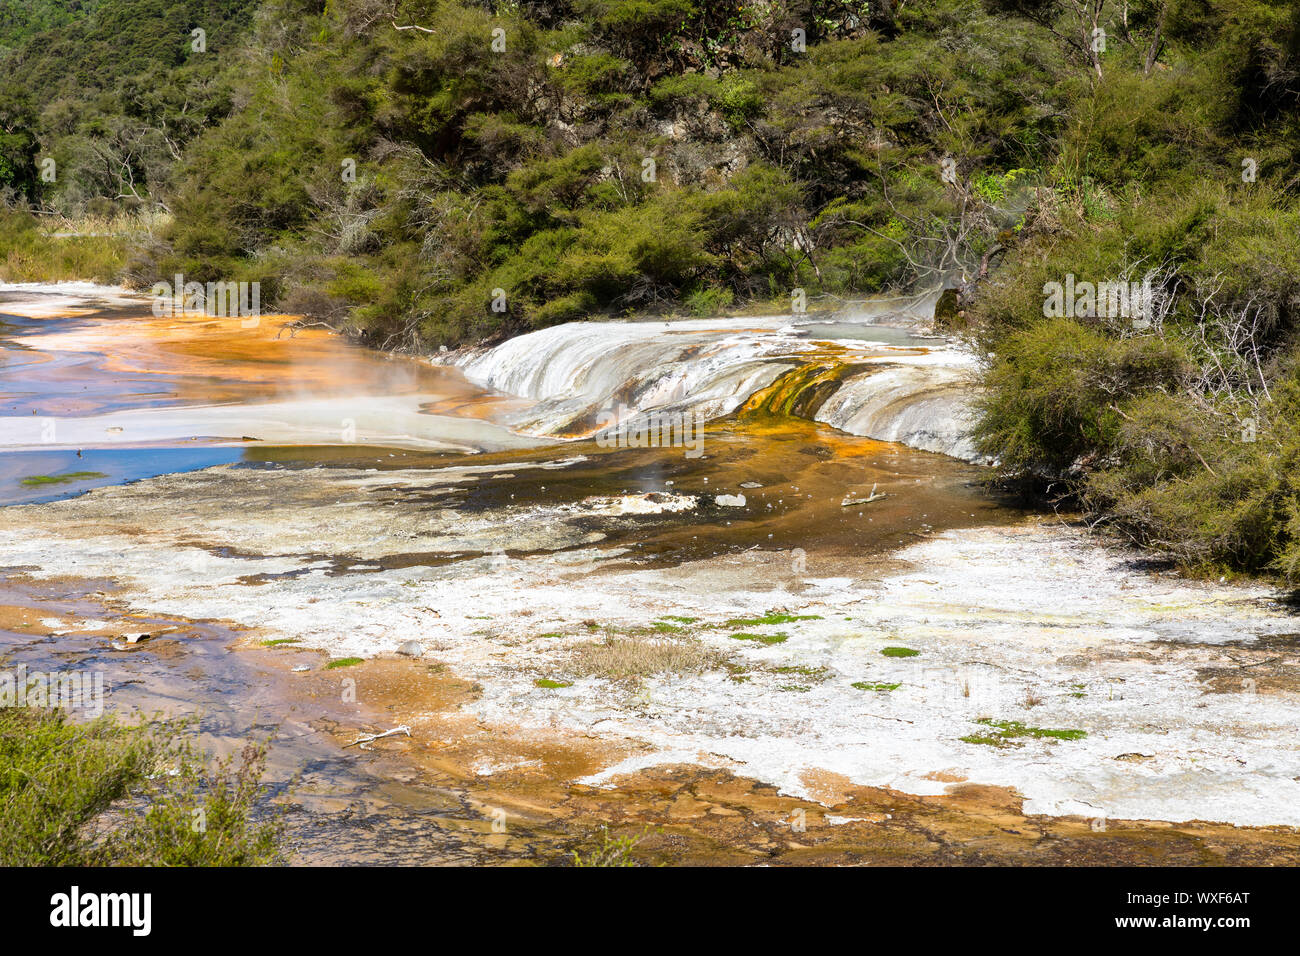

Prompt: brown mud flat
[7,575,1299,866]
[0,415,1014,570]
[247,649,1300,867]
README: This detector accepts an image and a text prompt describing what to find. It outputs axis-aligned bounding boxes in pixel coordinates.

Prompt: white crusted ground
[2,463,1297,828]
[0,281,144,316]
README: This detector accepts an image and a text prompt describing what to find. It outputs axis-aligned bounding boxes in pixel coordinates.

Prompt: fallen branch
[1223,654,1281,670]
[345,725,412,749]
[842,483,887,507]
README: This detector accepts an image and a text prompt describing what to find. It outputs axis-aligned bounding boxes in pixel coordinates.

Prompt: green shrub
[0,707,282,866]
[974,319,1191,473]
[685,285,734,315]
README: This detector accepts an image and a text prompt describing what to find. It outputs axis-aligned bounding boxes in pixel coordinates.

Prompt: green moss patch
[881,646,918,658]
[773,664,830,679]
[725,613,821,627]
[20,471,108,487]
[960,718,1087,746]
[851,681,900,692]
[729,631,788,645]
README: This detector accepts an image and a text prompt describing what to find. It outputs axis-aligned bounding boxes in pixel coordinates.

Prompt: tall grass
[0,209,130,283]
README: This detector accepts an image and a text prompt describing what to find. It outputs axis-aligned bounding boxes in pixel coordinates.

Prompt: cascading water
[449,298,988,463]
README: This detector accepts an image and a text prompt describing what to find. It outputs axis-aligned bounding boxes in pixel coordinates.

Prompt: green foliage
[106,737,283,866]
[0,0,255,215]
[559,52,633,101]
[968,0,1300,579]
[686,284,734,316]
[717,73,763,127]
[972,168,1033,204]
[0,209,127,282]
[0,707,282,866]
[960,718,1086,746]
[974,319,1191,473]
[570,825,648,866]
[729,631,788,645]
[3,0,1075,346]
[723,612,821,626]
[1086,374,1300,576]
[20,471,108,486]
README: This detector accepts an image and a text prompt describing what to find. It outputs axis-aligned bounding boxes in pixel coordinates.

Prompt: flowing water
[3,282,1300,865]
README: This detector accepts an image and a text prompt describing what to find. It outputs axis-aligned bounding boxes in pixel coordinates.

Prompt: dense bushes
[968,0,1300,578]
[0,0,254,212]
[974,320,1192,475]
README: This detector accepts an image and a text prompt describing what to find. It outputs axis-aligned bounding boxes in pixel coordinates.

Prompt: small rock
[396,641,425,658]
[714,493,746,507]
[739,481,762,489]
[934,287,961,326]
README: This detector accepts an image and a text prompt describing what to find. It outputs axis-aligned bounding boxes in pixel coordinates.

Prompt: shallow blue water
[0,446,242,506]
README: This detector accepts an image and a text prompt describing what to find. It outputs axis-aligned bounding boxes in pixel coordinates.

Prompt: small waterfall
[455,318,814,438]
[814,364,984,462]
[450,307,986,462]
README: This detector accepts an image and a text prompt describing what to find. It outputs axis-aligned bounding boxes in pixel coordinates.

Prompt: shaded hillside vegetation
[5,0,1300,578]
[0,0,256,211]
[7,0,1068,339]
